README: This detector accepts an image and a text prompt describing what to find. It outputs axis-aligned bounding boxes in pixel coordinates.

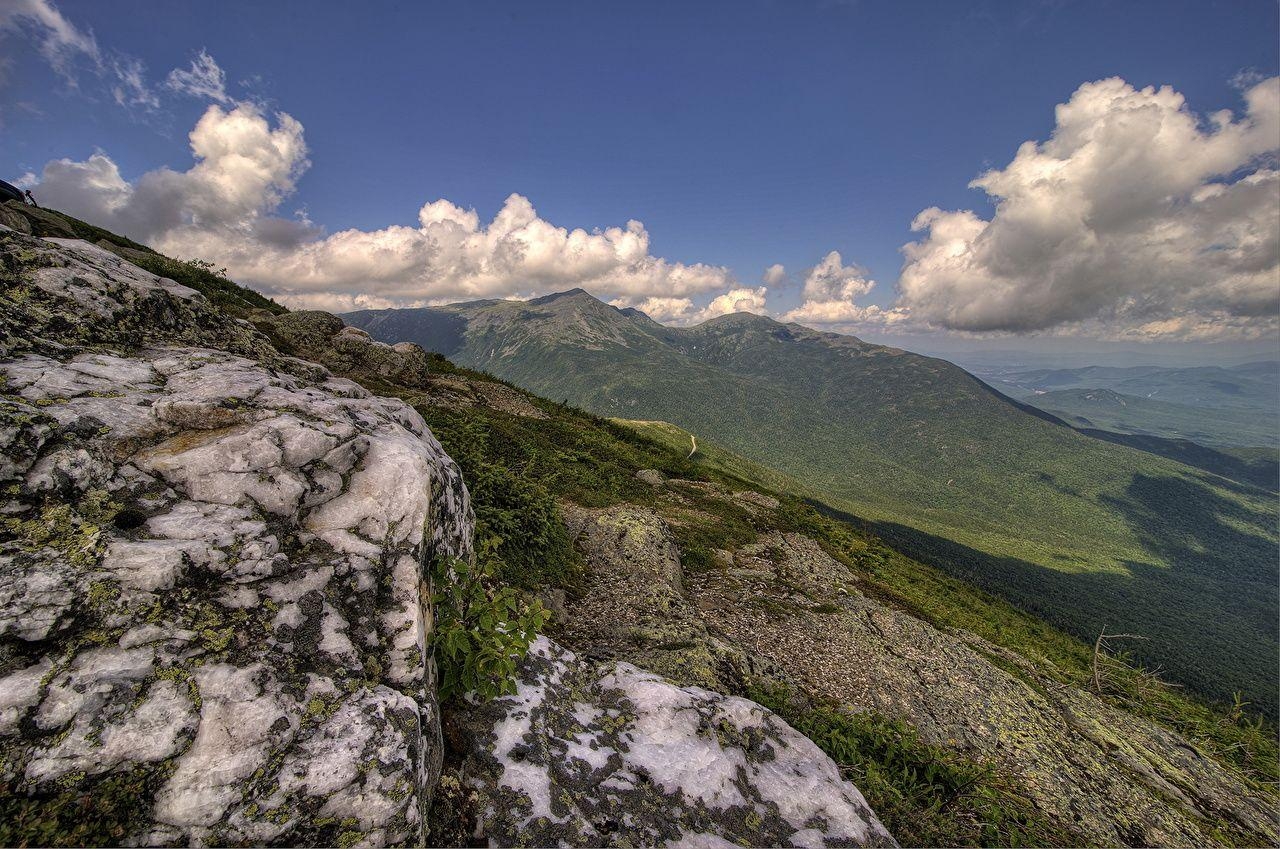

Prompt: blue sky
[2,0,1278,357]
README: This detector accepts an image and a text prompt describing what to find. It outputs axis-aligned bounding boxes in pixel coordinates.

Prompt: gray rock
[0,233,474,847]
[256,310,433,389]
[456,636,897,848]
[635,469,666,487]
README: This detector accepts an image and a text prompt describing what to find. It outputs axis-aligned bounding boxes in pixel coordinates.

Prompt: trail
[687,434,697,459]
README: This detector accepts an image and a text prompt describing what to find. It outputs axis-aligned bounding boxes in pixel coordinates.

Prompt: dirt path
[687,434,697,459]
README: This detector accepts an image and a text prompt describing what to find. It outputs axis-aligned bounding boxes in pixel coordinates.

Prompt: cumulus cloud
[898,76,1280,340]
[31,102,739,313]
[762,263,788,286]
[616,287,768,325]
[37,102,310,244]
[775,250,909,330]
[165,50,230,104]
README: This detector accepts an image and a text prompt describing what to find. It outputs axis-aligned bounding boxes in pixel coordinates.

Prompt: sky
[1,0,1278,361]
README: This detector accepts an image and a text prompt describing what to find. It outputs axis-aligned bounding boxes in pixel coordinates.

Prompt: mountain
[979,362,1279,413]
[346,293,1280,712]
[1018,387,1279,449]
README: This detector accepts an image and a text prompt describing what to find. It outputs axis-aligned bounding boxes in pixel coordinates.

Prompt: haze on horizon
[2,0,1278,364]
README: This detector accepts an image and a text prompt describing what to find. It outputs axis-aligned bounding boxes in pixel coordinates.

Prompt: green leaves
[429,552,549,703]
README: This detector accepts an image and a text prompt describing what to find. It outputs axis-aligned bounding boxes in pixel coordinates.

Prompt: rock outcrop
[0,230,473,846]
[554,494,1280,848]
[454,638,897,849]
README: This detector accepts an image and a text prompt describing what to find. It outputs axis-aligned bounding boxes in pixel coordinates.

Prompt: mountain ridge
[344,289,1280,712]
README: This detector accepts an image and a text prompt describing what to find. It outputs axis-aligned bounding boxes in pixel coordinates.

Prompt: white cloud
[615,295,695,323]
[701,286,769,318]
[898,76,1280,340]
[165,49,230,104]
[36,102,310,243]
[616,286,768,325]
[30,102,739,312]
[762,263,788,286]
[0,0,164,112]
[110,55,159,109]
[0,3,237,115]
[0,0,100,81]
[778,250,908,328]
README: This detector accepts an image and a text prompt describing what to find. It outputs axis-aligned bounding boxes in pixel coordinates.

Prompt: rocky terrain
[0,207,896,847]
[539,486,1279,847]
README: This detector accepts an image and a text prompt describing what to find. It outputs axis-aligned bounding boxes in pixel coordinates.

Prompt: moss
[155,666,202,711]
[335,829,364,848]
[0,761,175,848]
[86,580,120,610]
[2,501,106,569]
[748,680,1082,848]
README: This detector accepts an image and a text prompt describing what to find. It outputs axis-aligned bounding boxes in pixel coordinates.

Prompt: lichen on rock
[0,230,474,847]
[456,636,897,848]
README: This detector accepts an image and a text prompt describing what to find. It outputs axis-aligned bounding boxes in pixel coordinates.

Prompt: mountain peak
[695,311,781,330]
[528,288,602,307]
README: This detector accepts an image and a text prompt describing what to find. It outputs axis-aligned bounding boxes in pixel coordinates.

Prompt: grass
[747,683,1081,848]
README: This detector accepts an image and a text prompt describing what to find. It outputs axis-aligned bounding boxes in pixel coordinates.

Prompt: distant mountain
[345,292,1279,710]
[1021,386,1279,450]
[980,362,1279,412]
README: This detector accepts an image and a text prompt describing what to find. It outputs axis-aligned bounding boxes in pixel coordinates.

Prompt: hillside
[346,293,1280,713]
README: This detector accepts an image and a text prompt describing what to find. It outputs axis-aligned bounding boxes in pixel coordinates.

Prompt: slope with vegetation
[346,292,1280,714]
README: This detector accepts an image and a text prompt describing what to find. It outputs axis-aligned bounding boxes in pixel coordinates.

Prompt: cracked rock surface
[456,637,897,849]
[0,230,473,846]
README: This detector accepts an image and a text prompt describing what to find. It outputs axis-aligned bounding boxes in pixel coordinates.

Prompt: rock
[558,505,727,689]
[0,233,271,362]
[0,201,77,238]
[255,311,433,389]
[456,637,897,849]
[0,202,33,235]
[687,531,1280,847]
[635,469,666,486]
[411,375,550,419]
[0,232,474,846]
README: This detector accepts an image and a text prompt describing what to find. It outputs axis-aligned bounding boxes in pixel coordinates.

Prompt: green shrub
[430,539,548,702]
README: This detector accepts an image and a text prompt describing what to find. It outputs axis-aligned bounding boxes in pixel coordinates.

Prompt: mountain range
[968,362,1278,452]
[346,290,1279,711]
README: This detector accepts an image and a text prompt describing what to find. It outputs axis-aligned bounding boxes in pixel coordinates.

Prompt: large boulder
[455,637,897,848]
[255,311,433,389]
[0,231,474,846]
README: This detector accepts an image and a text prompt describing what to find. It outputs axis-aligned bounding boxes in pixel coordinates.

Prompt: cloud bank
[33,99,741,313]
[898,76,1280,340]
[618,286,769,325]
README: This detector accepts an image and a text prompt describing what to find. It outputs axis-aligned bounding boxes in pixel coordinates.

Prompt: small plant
[430,537,548,702]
